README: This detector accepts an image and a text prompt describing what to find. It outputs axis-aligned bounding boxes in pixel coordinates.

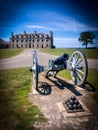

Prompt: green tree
[78,31,96,49]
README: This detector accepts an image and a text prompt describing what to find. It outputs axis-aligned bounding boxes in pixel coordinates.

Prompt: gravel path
[0,48,98,70]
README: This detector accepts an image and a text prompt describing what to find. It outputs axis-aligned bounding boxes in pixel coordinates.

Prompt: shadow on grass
[47,76,82,96]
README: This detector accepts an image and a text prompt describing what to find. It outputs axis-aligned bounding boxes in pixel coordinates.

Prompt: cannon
[30,50,88,89]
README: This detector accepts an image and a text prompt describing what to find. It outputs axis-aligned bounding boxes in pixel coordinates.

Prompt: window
[21,40,23,42]
[12,40,14,42]
[46,39,48,42]
[37,44,39,47]
[42,39,44,42]
[16,40,18,42]
[16,44,18,48]
[32,44,34,48]
[32,39,35,42]
[37,39,39,42]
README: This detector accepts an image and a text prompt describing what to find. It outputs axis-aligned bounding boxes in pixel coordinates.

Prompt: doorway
[29,43,31,48]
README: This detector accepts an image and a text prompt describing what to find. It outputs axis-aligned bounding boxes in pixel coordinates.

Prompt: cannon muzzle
[53,53,69,65]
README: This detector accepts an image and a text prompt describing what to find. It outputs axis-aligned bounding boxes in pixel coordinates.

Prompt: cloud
[25,25,59,31]
[52,15,98,32]
[26,11,98,33]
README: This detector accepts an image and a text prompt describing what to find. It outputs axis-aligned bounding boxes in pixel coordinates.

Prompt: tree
[78,31,96,49]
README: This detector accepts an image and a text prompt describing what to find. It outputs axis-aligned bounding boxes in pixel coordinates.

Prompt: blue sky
[0,0,98,48]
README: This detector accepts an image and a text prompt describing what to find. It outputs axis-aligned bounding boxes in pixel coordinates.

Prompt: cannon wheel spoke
[33,50,38,89]
[69,50,88,86]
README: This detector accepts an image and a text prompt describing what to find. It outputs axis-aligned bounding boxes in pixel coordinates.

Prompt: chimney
[34,31,37,34]
[11,32,14,37]
[24,31,26,34]
[50,31,53,37]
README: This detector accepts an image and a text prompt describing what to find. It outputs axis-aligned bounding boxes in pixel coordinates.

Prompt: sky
[0,0,98,48]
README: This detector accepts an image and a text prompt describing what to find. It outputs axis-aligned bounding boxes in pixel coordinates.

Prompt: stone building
[10,31,53,48]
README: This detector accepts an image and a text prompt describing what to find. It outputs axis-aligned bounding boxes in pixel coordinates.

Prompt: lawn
[39,48,98,59]
[0,48,24,59]
[0,67,46,130]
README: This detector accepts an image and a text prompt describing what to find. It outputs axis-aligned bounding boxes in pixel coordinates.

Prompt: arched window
[32,44,34,48]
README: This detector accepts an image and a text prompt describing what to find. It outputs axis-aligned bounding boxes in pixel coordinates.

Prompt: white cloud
[26,25,59,31]
[25,11,98,32]
[53,18,98,32]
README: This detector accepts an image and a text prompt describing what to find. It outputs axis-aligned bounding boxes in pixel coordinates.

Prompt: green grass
[58,69,98,100]
[39,48,98,59]
[0,48,24,59]
[0,68,46,130]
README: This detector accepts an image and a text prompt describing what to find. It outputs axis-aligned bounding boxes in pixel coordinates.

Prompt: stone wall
[10,31,53,48]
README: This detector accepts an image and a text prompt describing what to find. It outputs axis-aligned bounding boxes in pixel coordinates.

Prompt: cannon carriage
[30,50,88,89]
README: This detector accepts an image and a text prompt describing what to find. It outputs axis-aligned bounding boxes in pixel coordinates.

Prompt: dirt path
[0,49,98,70]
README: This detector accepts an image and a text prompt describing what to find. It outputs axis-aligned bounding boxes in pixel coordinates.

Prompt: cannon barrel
[53,53,69,65]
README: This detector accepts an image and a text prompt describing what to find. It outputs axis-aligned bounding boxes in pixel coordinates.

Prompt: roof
[11,32,49,39]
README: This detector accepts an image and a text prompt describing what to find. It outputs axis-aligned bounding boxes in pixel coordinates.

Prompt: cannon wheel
[69,50,88,86]
[33,50,38,89]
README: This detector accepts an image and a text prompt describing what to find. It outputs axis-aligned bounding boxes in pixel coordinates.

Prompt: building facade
[10,31,53,48]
